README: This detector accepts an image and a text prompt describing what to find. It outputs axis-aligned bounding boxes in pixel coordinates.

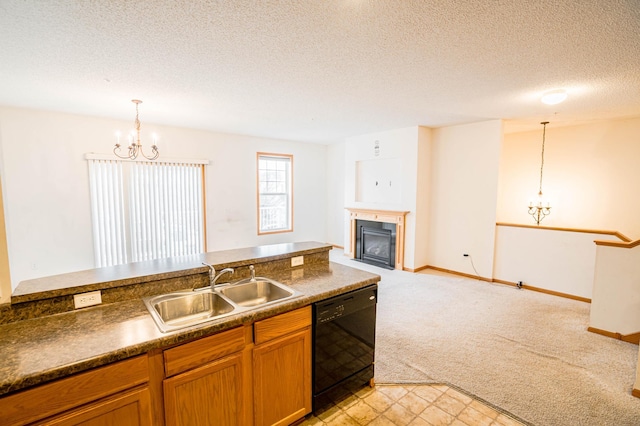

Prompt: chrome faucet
[249,265,256,282]
[201,263,234,290]
[213,268,234,288]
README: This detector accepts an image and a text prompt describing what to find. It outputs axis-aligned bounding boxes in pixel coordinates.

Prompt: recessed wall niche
[355,158,402,204]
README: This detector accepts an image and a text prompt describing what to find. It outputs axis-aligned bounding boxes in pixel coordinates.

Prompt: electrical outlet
[291,255,304,267]
[74,290,102,309]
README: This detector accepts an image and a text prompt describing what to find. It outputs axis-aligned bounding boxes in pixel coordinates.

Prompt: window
[257,153,293,234]
[87,155,207,267]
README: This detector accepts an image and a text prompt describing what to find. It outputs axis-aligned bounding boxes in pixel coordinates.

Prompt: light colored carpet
[330,252,640,426]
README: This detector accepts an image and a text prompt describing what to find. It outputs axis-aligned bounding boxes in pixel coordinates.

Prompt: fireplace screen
[360,226,395,268]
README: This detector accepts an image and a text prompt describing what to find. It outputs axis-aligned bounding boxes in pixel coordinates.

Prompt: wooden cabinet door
[163,352,244,426]
[38,387,153,426]
[253,327,312,426]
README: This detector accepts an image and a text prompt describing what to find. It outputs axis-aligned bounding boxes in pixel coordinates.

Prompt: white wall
[326,142,345,247]
[427,120,503,278]
[343,126,430,270]
[0,107,327,290]
[499,117,640,238]
[493,225,621,299]
[591,244,640,335]
[414,127,432,268]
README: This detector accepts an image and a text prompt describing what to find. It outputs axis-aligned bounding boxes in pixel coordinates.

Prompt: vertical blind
[88,159,127,267]
[87,157,206,268]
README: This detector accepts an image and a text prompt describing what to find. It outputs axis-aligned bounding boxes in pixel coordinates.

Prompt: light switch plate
[74,290,102,309]
[291,255,304,267]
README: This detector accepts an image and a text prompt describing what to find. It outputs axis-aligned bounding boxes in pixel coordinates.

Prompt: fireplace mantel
[346,208,409,270]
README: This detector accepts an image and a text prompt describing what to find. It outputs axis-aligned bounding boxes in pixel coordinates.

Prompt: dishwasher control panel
[314,285,377,324]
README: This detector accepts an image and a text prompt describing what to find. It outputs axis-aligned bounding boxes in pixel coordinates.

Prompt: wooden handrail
[496,222,632,241]
[496,222,640,249]
[593,239,640,248]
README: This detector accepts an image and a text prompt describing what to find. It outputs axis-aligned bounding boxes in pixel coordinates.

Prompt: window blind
[87,158,205,268]
[88,159,127,267]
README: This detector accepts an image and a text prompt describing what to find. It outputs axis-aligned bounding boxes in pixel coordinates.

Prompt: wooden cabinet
[164,352,244,425]
[0,306,314,426]
[36,387,152,426]
[0,355,151,426]
[253,306,312,426]
[162,326,250,426]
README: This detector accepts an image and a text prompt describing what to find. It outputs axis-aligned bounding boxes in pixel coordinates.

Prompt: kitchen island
[0,241,380,425]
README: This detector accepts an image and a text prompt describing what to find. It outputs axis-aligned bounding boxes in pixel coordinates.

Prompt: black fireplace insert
[355,220,396,269]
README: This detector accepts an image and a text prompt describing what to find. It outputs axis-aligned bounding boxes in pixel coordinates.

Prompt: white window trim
[257,152,293,235]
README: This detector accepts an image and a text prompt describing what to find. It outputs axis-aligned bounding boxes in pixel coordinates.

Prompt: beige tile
[369,415,399,426]
[299,415,324,425]
[377,385,410,401]
[469,400,500,419]
[345,399,381,425]
[445,387,473,405]
[398,391,432,415]
[301,384,524,426]
[364,389,395,412]
[323,412,360,425]
[315,404,342,423]
[412,385,445,402]
[434,393,467,416]
[457,406,494,426]
[382,402,417,426]
[355,385,376,399]
[408,416,433,426]
[431,384,450,392]
[419,405,455,425]
[493,413,526,426]
[336,393,361,410]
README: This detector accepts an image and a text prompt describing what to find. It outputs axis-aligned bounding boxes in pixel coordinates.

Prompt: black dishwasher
[312,284,377,413]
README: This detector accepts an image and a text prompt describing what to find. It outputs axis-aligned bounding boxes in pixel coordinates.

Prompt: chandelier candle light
[528,121,551,225]
[114,99,159,160]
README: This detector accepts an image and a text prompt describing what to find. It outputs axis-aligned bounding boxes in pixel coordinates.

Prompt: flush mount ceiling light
[541,89,568,105]
[113,99,159,160]
[527,121,552,225]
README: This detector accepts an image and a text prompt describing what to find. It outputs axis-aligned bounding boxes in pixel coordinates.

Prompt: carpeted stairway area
[330,251,640,426]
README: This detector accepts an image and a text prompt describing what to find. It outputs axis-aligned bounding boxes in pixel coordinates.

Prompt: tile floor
[300,384,527,426]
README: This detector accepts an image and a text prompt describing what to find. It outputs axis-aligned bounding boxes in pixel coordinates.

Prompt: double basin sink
[143,278,302,333]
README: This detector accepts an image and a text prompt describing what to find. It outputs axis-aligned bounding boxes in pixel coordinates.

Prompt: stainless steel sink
[144,290,236,333]
[217,278,296,307]
[143,277,302,332]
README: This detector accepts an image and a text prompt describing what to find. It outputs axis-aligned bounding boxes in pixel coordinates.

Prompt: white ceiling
[1,0,639,143]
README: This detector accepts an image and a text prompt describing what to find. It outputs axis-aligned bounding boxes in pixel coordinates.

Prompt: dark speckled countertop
[0,258,380,397]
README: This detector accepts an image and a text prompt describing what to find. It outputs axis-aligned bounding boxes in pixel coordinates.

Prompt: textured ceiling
[1,0,639,143]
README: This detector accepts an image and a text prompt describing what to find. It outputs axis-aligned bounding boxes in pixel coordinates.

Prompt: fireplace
[355,220,396,269]
[347,208,408,270]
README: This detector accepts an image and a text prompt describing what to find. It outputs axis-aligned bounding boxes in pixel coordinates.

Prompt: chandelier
[114,99,159,160]
[528,121,551,225]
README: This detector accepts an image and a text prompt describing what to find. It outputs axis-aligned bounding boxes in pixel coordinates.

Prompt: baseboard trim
[424,265,492,283]
[633,389,640,399]
[330,244,344,250]
[588,327,640,344]
[622,332,640,344]
[492,279,591,303]
[403,265,430,273]
[421,266,591,303]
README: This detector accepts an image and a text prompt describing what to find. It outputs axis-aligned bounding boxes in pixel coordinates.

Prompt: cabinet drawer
[0,355,149,426]
[36,387,153,426]
[254,306,311,345]
[163,326,245,377]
